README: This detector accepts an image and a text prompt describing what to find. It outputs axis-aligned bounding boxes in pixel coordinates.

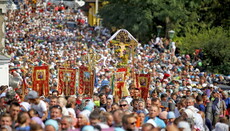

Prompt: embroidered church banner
[79,66,95,97]
[32,66,49,96]
[58,68,77,96]
[135,73,151,101]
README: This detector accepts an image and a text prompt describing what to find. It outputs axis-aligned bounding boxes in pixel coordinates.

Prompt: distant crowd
[0,0,229,131]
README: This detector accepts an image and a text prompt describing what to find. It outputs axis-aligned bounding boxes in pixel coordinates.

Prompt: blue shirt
[198,104,206,112]
[224,97,230,109]
[16,126,30,131]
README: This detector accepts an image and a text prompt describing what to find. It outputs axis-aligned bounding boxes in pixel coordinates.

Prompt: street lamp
[168,30,175,55]
[156,25,162,37]
[168,30,175,40]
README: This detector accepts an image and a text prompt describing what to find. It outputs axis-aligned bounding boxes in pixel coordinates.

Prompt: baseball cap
[167,111,176,119]
[27,90,39,99]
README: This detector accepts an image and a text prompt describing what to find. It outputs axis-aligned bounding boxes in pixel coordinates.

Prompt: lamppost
[156,25,162,37]
[168,30,175,40]
[168,30,175,55]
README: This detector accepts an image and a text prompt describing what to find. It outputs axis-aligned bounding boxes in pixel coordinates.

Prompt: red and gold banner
[135,74,151,101]
[32,66,49,96]
[113,68,127,102]
[78,66,95,97]
[58,68,77,96]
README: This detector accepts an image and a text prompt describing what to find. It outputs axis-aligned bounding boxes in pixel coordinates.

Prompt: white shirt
[193,112,205,131]
[31,100,47,118]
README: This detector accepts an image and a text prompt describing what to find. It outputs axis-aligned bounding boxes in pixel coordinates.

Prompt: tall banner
[78,66,95,97]
[58,68,77,96]
[113,68,127,102]
[32,66,49,96]
[135,74,151,101]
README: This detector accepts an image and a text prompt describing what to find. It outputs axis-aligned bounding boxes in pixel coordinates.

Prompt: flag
[113,68,127,102]
[58,68,77,96]
[78,66,95,97]
[135,73,151,101]
[32,66,49,96]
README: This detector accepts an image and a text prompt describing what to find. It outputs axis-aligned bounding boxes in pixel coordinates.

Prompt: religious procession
[0,0,229,131]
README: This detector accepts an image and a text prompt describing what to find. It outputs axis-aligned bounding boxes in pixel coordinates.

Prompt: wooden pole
[129,40,137,84]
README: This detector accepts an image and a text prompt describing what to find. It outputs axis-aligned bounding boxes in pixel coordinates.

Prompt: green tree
[99,0,153,42]
[179,27,230,75]
[99,0,196,42]
[198,0,230,29]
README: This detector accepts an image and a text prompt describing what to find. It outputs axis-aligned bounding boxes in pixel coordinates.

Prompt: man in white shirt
[27,90,48,121]
[185,97,205,131]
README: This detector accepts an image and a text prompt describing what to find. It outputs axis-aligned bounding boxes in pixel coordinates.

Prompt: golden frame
[139,77,147,87]
[36,70,46,81]
[115,72,125,82]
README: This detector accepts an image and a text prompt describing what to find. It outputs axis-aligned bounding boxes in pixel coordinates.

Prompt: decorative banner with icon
[112,68,127,102]
[32,66,49,96]
[78,65,95,97]
[135,73,151,101]
[58,68,77,96]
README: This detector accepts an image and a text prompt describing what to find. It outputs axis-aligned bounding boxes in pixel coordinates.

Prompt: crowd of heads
[0,0,230,131]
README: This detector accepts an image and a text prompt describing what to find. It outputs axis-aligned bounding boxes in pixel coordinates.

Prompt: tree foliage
[99,0,230,74]
[99,0,229,38]
[179,27,230,75]
[99,0,154,42]
[99,0,195,42]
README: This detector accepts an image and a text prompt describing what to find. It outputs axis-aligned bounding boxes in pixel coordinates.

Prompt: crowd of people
[0,0,230,131]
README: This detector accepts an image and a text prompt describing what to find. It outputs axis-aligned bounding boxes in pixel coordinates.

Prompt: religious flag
[135,73,151,101]
[113,68,127,102]
[58,68,77,96]
[32,66,49,96]
[78,66,95,97]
